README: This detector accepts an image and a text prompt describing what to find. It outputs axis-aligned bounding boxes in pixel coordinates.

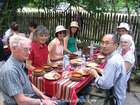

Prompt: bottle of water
[81,55,86,70]
[78,48,82,58]
[62,55,67,71]
[90,41,94,59]
[65,55,70,71]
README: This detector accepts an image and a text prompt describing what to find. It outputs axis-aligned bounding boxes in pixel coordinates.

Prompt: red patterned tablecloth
[29,73,93,105]
[29,51,106,105]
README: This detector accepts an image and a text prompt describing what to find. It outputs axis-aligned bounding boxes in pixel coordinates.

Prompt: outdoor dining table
[29,70,93,105]
[29,50,106,105]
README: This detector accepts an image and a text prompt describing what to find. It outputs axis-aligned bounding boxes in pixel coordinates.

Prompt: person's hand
[89,69,99,78]
[42,95,50,100]
[44,100,58,105]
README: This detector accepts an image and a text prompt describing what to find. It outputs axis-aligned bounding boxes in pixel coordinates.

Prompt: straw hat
[70,21,79,29]
[55,25,67,35]
[116,22,131,31]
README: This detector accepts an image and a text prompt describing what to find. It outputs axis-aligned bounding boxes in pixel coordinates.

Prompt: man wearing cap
[116,22,135,53]
[49,25,67,63]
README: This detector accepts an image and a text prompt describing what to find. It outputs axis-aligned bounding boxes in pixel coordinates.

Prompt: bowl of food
[43,65,52,72]
[33,68,44,73]
[33,68,44,76]
[72,72,82,78]
[70,72,83,81]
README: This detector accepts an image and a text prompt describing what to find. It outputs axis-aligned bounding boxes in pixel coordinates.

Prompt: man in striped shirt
[89,34,127,105]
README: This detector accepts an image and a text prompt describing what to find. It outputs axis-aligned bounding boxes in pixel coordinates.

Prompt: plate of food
[44,72,61,80]
[62,71,69,78]
[76,68,90,76]
[70,59,81,66]
[97,55,105,59]
[86,62,98,67]
[73,52,78,55]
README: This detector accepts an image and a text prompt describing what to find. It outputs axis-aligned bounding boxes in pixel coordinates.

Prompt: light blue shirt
[95,50,127,105]
[0,56,35,104]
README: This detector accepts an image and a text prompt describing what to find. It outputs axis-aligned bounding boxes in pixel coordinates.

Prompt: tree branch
[67,0,103,36]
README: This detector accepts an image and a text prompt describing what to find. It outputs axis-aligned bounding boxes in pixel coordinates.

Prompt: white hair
[120,34,133,44]
[9,35,31,51]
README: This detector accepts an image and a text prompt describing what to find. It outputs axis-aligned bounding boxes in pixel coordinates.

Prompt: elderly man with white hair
[0,35,61,105]
[119,34,135,82]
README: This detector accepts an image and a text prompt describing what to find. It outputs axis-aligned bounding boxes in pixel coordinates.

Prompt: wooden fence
[8,11,139,49]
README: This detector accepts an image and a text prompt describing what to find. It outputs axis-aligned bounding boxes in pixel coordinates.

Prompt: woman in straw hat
[119,34,135,82]
[64,21,79,54]
[48,25,67,63]
[26,26,51,75]
[116,22,135,53]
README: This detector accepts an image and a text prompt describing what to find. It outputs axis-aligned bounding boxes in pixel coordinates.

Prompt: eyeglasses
[120,41,129,44]
[58,31,66,34]
[21,47,32,52]
[101,41,114,45]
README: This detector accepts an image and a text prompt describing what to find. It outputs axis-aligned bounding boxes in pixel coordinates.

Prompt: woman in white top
[119,34,135,81]
[116,22,135,53]
[49,25,67,63]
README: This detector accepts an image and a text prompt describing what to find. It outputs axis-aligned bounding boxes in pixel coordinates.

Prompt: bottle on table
[63,55,67,71]
[81,55,86,70]
[78,48,82,58]
[90,41,94,59]
[65,55,70,71]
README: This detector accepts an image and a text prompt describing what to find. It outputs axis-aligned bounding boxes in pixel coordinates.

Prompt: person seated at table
[116,22,135,53]
[2,28,12,45]
[26,26,51,75]
[64,21,79,54]
[0,35,61,105]
[89,34,127,105]
[0,38,5,67]
[29,22,38,41]
[6,22,26,45]
[48,25,67,63]
[119,34,135,82]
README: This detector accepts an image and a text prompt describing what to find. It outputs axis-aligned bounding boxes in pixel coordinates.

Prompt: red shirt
[28,41,49,74]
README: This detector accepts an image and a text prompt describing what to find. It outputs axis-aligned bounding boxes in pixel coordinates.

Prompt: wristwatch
[40,98,43,105]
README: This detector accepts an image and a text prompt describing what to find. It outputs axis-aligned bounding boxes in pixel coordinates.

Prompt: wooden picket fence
[15,11,139,47]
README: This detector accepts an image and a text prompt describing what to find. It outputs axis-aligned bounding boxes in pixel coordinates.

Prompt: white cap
[116,22,131,31]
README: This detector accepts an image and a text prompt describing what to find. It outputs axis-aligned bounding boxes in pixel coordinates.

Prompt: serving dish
[44,72,61,80]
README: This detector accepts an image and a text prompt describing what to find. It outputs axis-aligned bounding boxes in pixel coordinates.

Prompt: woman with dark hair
[6,22,25,45]
[29,22,38,41]
[64,21,79,54]
[26,26,51,75]
[48,25,67,63]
